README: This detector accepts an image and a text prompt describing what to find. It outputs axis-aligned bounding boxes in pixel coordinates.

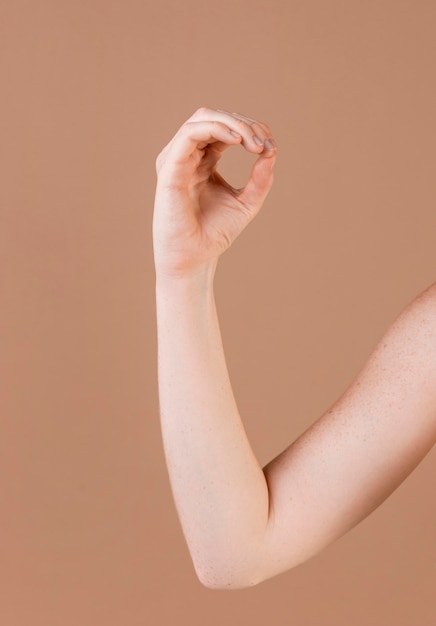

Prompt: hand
[152,106,278,279]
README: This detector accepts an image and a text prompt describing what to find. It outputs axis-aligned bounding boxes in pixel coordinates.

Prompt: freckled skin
[260,282,436,581]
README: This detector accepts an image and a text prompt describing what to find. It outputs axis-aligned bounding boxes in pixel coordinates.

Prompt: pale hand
[152,107,278,279]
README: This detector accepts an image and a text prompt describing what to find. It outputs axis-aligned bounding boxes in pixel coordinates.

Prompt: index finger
[156,120,246,184]
[168,120,263,167]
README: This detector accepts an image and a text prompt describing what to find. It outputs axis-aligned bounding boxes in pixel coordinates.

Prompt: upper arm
[257,282,436,584]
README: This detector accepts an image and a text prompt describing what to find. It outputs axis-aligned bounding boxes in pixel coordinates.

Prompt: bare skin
[153,106,436,590]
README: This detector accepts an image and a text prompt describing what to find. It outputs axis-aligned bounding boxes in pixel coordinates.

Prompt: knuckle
[155,151,164,172]
[194,105,210,117]
[233,118,251,133]
[253,117,270,131]
[234,117,247,127]
[257,121,271,135]
[179,122,192,136]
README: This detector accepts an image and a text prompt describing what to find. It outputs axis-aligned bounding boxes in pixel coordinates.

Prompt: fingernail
[264,137,277,150]
[253,135,263,146]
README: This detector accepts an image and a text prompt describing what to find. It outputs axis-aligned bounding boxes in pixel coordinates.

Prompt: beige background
[1,0,435,624]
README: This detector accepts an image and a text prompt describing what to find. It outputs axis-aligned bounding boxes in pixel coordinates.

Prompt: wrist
[155,262,218,291]
[155,264,217,329]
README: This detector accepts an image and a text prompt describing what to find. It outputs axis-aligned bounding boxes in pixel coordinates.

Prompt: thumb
[238,152,276,214]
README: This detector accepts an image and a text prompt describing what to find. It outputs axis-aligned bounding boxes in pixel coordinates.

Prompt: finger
[173,121,242,159]
[156,109,237,173]
[228,112,276,150]
[215,108,276,149]
[189,106,273,154]
[158,121,243,185]
[237,152,277,214]
[216,109,257,125]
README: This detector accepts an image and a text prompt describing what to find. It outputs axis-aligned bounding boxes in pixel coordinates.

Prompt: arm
[153,108,436,590]
[153,107,277,589]
[259,280,436,583]
[156,266,270,589]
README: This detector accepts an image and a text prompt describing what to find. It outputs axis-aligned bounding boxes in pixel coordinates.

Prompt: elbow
[191,533,273,589]
[194,561,264,591]
[195,545,314,590]
[197,573,261,591]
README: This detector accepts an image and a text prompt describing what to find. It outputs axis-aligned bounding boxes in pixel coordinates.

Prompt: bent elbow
[196,546,315,589]
[198,574,261,591]
[192,538,275,590]
[195,563,264,591]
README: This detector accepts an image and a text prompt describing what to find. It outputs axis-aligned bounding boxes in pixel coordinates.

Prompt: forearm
[155,264,269,589]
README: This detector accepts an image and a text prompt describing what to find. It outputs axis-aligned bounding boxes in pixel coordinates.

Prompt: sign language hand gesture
[153,107,278,279]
